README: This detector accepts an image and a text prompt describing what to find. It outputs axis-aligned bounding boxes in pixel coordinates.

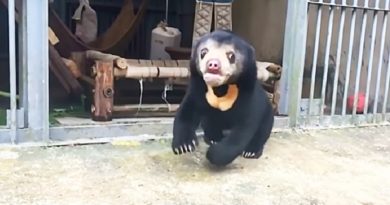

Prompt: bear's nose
[207,59,221,72]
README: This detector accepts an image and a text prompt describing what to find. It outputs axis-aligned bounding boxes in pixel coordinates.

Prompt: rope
[161,82,172,112]
[136,79,144,116]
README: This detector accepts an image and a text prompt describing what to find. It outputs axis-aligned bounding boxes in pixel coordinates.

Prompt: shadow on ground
[1,126,390,205]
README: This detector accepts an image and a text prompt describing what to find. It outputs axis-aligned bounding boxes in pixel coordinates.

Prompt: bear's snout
[207,59,221,74]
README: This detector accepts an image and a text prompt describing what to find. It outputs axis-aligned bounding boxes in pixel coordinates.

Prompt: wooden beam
[91,61,114,121]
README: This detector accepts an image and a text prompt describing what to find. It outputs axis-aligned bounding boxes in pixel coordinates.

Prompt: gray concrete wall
[232,0,287,64]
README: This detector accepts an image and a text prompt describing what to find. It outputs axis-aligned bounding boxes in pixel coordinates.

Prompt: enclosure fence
[1,0,49,144]
[280,0,390,128]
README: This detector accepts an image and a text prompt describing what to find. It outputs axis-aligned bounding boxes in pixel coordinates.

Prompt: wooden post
[91,61,114,121]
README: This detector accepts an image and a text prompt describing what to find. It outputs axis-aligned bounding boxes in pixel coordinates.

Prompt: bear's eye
[226,51,235,64]
[200,48,208,59]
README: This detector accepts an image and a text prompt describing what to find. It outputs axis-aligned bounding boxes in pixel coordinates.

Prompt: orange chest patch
[205,84,239,111]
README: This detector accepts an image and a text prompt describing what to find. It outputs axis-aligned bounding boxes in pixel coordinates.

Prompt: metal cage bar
[373,0,390,119]
[352,1,369,120]
[331,0,347,116]
[281,0,308,127]
[308,1,323,116]
[320,0,335,119]
[25,0,50,141]
[383,61,390,116]
[19,0,28,128]
[342,0,358,116]
[364,0,381,115]
[383,0,390,117]
[8,0,17,143]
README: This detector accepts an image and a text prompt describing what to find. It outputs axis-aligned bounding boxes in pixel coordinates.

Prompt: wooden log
[139,59,153,66]
[91,61,114,121]
[62,57,95,87]
[113,104,179,113]
[49,44,83,95]
[70,51,89,75]
[158,67,189,78]
[86,59,281,118]
[49,27,59,45]
[151,60,165,67]
[115,58,128,70]
[113,111,176,118]
[112,104,179,118]
[125,66,159,79]
[49,58,71,94]
[272,80,281,114]
[177,60,189,68]
[85,50,127,69]
[113,104,180,117]
[111,58,281,84]
[164,59,178,67]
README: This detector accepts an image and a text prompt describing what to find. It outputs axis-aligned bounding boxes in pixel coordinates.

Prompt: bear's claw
[172,140,197,155]
[242,151,261,159]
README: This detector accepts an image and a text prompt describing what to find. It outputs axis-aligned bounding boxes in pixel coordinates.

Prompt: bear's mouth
[203,72,229,87]
[206,67,222,75]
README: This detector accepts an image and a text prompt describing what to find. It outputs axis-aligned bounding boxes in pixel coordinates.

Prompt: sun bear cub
[171,30,274,166]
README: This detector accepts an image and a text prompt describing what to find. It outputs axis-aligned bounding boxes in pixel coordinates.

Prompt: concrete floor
[0,126,390,205]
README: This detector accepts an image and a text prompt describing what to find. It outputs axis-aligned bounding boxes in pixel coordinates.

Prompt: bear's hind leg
[242,113,274,159]
[201,118,224,145]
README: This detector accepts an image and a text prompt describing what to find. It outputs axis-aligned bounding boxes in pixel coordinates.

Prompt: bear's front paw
[171,136,198,155]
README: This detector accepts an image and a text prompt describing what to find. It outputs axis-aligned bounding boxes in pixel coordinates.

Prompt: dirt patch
[0,126,389,205]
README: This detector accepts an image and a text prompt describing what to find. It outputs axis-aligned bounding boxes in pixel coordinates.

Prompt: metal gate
[0,0,49,144]
[280,0,390,128]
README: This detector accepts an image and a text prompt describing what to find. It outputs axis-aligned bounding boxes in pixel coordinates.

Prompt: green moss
[0,109,6,125]
[0,93,90,126]
[49,105,90,125]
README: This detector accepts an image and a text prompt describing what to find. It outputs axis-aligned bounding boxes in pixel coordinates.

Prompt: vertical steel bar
[25,0,49,141]
[308,1,323,116]
[364,0,380,114]
[278,7,294,116]
[281,0,308,127]
[18,0,28,127]
[165,0,169,24]
[331,0,347,116]
[8,0,17,143]
[373,0,390,117]
[342,0,358,116]
[320,0,335,118]
[352,1,369,119]
[383,56,390,116]
[383,0,390,116]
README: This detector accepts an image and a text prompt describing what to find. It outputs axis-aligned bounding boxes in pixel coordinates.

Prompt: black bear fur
[171,30,274,166]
